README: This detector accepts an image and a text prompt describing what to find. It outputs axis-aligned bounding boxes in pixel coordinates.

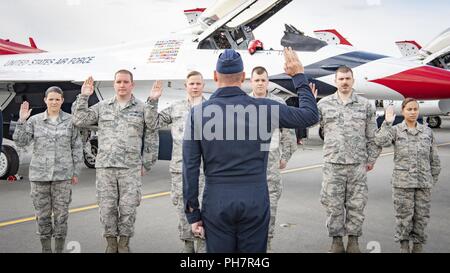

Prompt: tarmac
[1,118,449,253]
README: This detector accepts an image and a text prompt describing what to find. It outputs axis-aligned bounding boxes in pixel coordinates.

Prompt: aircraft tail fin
[0,37,45,55]
[313,29,352,46]
[395,40,422,57]
[29,37,38,49]
[184,8,206,25]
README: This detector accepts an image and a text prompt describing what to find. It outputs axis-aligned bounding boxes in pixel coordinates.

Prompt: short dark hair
[45,86,64,98]
[335,66,354,77]
[187,71,203,80]
[251,66,268,77]
[115,69,134,82]
[402,98,418,110]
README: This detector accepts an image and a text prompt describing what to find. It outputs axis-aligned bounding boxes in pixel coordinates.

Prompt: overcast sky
[1,0,449,56]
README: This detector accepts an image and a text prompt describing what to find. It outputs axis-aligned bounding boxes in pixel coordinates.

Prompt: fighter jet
[293,27,450,129]
[0,0,449,179]
[392,29,450,128]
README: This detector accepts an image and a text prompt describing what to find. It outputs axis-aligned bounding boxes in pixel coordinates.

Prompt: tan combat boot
[105,236,118,253]
[55,238,65,253]
[346,235,361,253]
[329,236,345,253]
[412,243,423,253]
[40,238,52,253]
[400,240,410,253]
[182,240,195,253]
[118,236,130,253]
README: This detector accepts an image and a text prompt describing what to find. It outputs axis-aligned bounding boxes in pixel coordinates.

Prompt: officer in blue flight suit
[182,48,319,253]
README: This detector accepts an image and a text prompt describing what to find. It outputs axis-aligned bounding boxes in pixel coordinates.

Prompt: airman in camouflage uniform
[72,71,158,253]
[318,66,381,253]
[13,86,83,253]
[146,71,206,253]
[375,99,440,253]
[249,66,297,251]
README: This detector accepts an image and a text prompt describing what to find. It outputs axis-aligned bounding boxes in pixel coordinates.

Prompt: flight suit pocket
[55,187,72,206]
[128,116,143,131]
[352,111,366,119]
[34,127,49,139]
[324,110,338,122]
[392,169,409,187]
[419,134,432,156]
[99,114,115,129]
[352,111,366,127]
[57,127,72,148]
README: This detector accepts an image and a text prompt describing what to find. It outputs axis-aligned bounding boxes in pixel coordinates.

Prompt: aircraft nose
[370,66,450,100]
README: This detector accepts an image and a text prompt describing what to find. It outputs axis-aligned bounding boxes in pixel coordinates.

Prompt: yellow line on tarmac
[280,142,450,175]
[281,164,323,174]
[2,142,450,229]
[0,192,170,228]
[142,192,170,200]
[0,216,36,228]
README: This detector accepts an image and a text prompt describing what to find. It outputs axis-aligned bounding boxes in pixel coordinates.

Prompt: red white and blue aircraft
[0,0,449,178]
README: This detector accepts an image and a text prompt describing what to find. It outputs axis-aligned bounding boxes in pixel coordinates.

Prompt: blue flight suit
[183,73,319,253]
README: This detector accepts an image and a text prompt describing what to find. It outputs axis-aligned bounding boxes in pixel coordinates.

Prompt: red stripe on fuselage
[370,66,450,100]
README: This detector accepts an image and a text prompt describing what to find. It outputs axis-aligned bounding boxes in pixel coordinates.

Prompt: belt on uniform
[206,174,266,185]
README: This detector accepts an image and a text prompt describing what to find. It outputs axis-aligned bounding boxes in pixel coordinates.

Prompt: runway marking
[280,142,450,174]
[1,142,449,229]
[0,216,36,228]
[0,192,170,228]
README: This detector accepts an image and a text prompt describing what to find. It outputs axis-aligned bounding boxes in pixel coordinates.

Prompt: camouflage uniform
[375,120,440,244]
[13,111,83,239]
[73,94,158,238]
[250,92,297,244]
[318,92,381,237]
[147,98,206,247]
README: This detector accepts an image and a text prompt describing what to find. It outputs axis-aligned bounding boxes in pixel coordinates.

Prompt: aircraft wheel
[83,139,97,169]
[319,126,324,141]
[427,116,442,128]
[0,145,20,179]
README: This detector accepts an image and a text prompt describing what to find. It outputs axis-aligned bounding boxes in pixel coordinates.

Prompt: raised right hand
[283,47,305,76]
[19,101,32,122]
[81,76,95,96]
[385,105,396,123]
[309,82,318,99]
[149,80,163,101]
